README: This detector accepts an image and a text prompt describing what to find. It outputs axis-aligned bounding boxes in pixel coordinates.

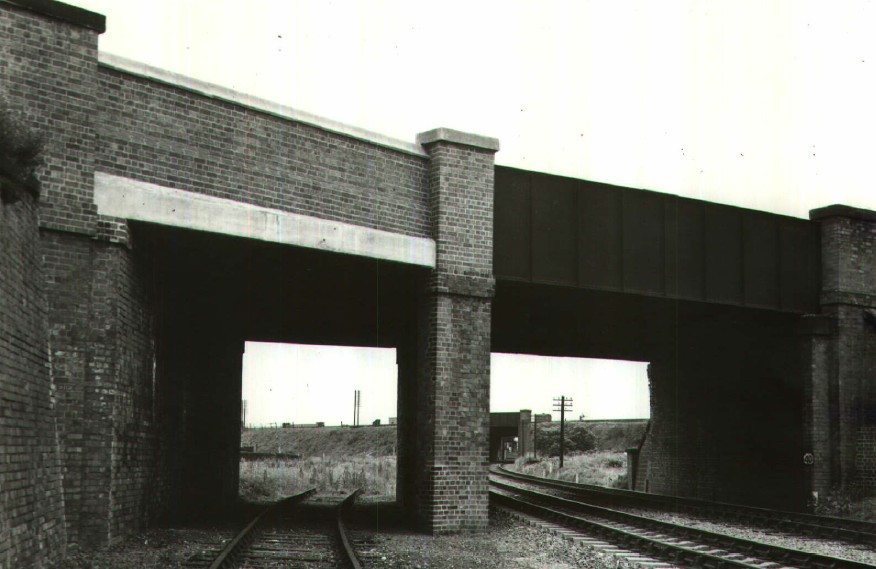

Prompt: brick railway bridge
[2,1,875,566]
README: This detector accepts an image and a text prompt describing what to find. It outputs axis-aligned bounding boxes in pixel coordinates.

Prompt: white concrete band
[94,172,437,268]
[98,53,428,158]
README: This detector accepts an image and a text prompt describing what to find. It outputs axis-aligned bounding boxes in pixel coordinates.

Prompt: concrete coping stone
[416,128,500,152]
[810,204,876,223]
[0,0,105,33]
[97,53,429,158]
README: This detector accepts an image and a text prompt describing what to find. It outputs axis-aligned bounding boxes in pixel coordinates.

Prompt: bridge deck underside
[493,279,807,508]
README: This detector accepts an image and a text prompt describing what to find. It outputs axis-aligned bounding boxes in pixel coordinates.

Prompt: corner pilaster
[809,205,876,495]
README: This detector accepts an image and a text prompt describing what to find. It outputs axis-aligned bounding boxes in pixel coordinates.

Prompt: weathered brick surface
[0,191,66,568]
[798,315,836,499]
[810,208,876,497]
[0,1,103,563]
[42,231,162,547]
[408,136,497,532]
[95,66,429,239]
[0,1,101,236]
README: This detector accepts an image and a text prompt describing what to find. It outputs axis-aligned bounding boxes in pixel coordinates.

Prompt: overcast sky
[64,0,876,424]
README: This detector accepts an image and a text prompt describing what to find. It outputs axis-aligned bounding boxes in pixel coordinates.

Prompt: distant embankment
[241,425,397,457]
[577,419,648,451]
[240,419,647,459]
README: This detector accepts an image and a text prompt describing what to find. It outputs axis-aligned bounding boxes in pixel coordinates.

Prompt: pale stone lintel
[810,204,876,223]
[93,172,437,268]
[97,53,428,158]
[416,128,500,152]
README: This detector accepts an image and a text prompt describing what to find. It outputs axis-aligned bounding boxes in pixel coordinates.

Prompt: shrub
[535,423,596,457]
[0,102,44,203]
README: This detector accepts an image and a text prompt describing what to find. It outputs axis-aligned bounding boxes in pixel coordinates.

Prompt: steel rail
[493,486,769,569]
[206,488,316,569]
[491,478,876,569]
[494,465,876,545]
[337,489,364,569]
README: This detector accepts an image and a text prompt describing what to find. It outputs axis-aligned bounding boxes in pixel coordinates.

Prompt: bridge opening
[134,222,425,520]
[489,353,649,486]
[238,341,398,502]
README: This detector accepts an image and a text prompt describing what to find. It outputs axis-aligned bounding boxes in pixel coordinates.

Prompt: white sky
[64,1,876,424]
[242,343,649,426]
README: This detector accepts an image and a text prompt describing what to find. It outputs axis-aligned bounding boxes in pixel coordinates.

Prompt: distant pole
[353,390,361,426]
[553,396,573,468]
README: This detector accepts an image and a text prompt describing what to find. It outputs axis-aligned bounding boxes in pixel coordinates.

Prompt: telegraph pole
[553,396,573,468]
[353,390,361,426]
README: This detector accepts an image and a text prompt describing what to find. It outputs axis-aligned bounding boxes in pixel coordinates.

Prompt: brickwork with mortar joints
[414,129,499,532]
[809,206,876,497]
[0,177,67,568]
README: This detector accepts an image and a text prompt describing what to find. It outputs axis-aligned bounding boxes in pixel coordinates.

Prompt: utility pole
[353,390,361,426]
[241,399,247,429]
[553,396,573,468]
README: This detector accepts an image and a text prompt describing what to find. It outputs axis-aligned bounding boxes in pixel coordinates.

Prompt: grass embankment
[241,424,397,456]
[239,426,397,501]
[238,420,648,501]
[517,419,648,488]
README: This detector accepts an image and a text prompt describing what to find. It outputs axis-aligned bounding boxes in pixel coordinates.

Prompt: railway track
[490,468,876,569]
[493,465,876,546]
[185,488,364,569]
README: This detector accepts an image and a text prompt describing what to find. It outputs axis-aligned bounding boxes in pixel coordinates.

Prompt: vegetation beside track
[240,455,396,501]
[511,450,630,488]
[241,424,397,457]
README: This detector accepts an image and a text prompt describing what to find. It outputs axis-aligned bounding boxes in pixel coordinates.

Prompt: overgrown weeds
[239,455,396,502]
[511,450,627,488]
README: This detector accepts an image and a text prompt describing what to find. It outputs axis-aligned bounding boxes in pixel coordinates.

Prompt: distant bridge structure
[1,1,875,566]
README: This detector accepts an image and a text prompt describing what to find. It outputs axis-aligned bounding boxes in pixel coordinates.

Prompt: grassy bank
[240,455,397,501]
[239,426,398,501]
[511,451,629,488]
[241,425,397,457]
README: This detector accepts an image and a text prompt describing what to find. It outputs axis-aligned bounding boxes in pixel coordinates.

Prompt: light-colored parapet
[98,53,428,158]
[416,128,500,152]
[94,172,437,267]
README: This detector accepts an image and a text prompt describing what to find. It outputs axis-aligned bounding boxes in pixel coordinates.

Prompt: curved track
[491,467,876,569]
[494,465,876,546]
[186,489,363,569]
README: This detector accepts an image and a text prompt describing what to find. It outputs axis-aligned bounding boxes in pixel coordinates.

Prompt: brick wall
[0,1,103,237]
[811,206,876,497]
[0,192,66,567]
[95,66,430,239]
[42,231,163,548]
[798,315,836,499]
[411,130,498,532]
[0,1,104,563]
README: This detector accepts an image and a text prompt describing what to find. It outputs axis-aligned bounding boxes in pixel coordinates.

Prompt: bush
[0,102,44,203]
[535,423,596,457]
